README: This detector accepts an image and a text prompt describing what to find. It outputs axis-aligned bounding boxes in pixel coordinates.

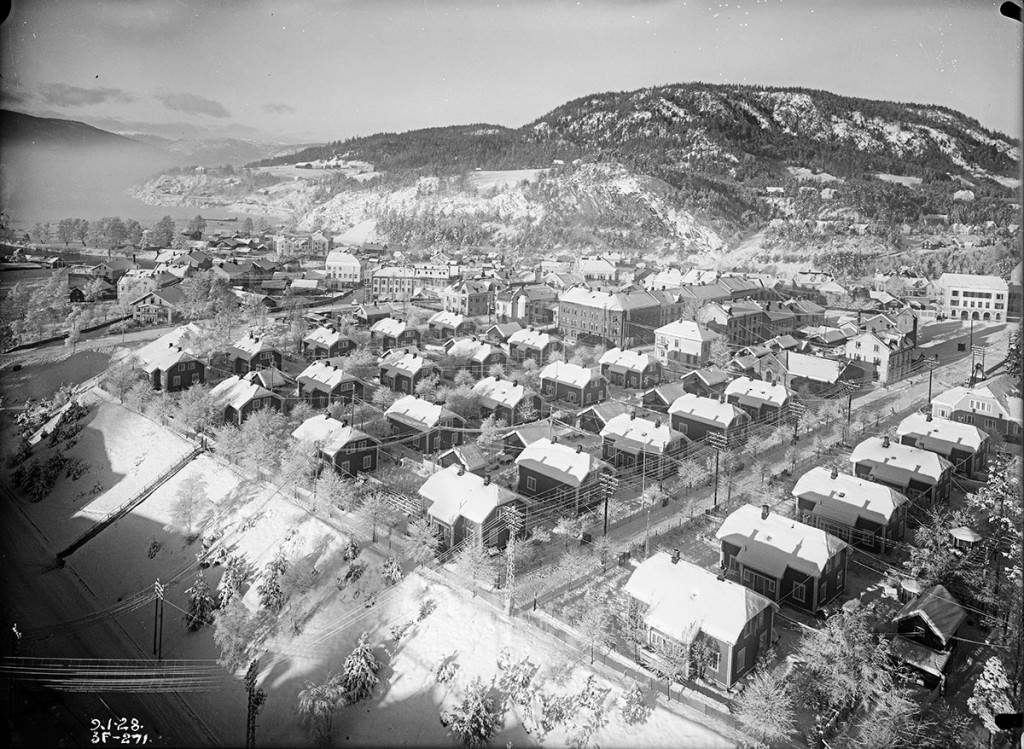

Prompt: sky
[1,0,1021,145]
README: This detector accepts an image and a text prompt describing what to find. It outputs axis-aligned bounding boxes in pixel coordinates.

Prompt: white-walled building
[325,250,362,287]
[937,273,1009,322]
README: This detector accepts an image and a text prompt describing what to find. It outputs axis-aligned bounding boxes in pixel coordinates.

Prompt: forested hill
[251,83,1020,185]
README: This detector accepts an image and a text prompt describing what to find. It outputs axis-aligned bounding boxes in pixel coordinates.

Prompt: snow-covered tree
[451,538,497,590]
[184,570,217,632]
[732,660,796,744]
[339,632,380,704]
[968,656,1015,738]
[296,671,344,746]
[406,517,441,565]
[444,677,503,748]
[475,415,507,449]
[213,599,260,673]
[169,474,211,540]
[381,555,403,585]
[617,681,651,726]
[257,551,288,614]
[575,585,620,664]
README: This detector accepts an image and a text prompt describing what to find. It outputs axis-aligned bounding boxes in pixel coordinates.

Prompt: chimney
[341,419,348,427]
[882,435,890,448]
[830,466,838,479]
[484,474,491,486]
[168,342,173,348]
[926,413,932,422]
[576,444,583,453]
[630,409,637,420]
[670,548,680,564]
[457,465,465,476]
[761,504,769,520]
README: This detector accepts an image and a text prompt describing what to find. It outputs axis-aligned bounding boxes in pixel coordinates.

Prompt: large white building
[324,250,362,288]
[937,273,1009,322]
[653,320,716,371]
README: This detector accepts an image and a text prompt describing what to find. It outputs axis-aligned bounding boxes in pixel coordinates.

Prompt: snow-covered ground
[872,172,923,187]
[787,166,843,183]
[250,573,736,748]
[468,168,548,191]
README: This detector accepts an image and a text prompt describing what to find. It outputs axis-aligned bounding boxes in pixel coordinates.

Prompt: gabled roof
[577,400,632,426]
[792,466,908,526]
[473,376,528,410]
[486,322,523,339]
[715,504,849,579]
[645,381,690,405]
[623,553,776,645]
[210,375,276,412]
[849,437,954,486]
[303,326,344,348]
[893,584,967,647]
[386,395,460,430]
[428,310,467,328]
[381,351,434,377]
[784,351,847,384]
[598,347,657,372]
[291,414,375,453]
[540,361,602,388]
[508,328,555,348]
[227,333,277,359]
[725,376,789,409]
[438,444,490,473]
[936,273,1008,292]
[655,319,717,341]
[297,360,359,390]
[370,317,408,337]
[507,422,571,447]
[932,374,1022,424]
[141,344,197,373]
[600,413,685,454]
[243,367,293,390]
[683,366,731,388]
[421,465,520,525]
[897,413,988,455]
[514,437,606,487]
[136,323,203,365]
[668,393,747,430]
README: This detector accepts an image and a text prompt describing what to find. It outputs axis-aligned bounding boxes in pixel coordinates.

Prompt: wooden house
[302,325,357,360]
[514,437,608,517]
[600,412,688,480]
[296,360,365,407]
[419,465,527,552]
[385,395,465,454]
[473,376,542,426]
[291,414,380,477]
[226,332,282,374]
[141,343,204,392]
[378,350,438,394]
[724,376,789,423]
[668,393,750,448]
[209,375,283,425]
[716,503,850,615]
[598,348,662,389]
[539,362,607,408]
[370,317,420,350]
[896,413,989,475]
[850,436,953,507]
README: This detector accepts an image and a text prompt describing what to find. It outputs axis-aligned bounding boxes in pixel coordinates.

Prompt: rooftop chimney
[168,342,174,348]
[341,419,349,428]
[576,444,583,453]
[926,413,932,422]
[670,548,680,564]
[882,435,891,448]
[761,504,770,520]
[457,465,465,476]
[830,466,838,479]
[630,409,637,420]
[484,474,491,486]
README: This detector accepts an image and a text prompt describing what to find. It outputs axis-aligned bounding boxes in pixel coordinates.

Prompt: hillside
[136,83,1021,261]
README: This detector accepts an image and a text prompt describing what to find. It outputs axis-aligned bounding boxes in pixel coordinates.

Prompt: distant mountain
[141,83,1021,270]
[0,109,185,224]
[124,132,317,167]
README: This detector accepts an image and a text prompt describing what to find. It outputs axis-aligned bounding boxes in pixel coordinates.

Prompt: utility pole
[600,473,619,536]
[10,623,21,715]
[244,659,266,749]
[503,506,523,615]
[925,354,939,408]
[152,579,165,660]
[708,432,727,508]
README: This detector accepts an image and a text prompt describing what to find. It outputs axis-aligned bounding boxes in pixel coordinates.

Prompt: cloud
[262,103,296,114]
[39,83,135,107]
[157,92,231,118]
[0,87,32,107]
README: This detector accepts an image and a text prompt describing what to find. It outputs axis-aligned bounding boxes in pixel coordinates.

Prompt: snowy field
[468,168,548,191]
[872,172,923,187]
[786,166,843,183]
[251,573,736,748]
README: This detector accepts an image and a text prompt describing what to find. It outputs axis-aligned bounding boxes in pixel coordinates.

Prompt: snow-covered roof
[226,332,275,359]
[540,361,601,388]
[896,413,988,455]
[325,250,360,265]
[508,328,555,349]
[297,360,358,390]
[936,273,1008,292]
[244,367,293,390]
[893,584,966,647]
[473,376,527,410]
[420,465,519,525]
[599,413,683,454]
[141,344,196,373]
[291,414,374,453]
[715,504,849,579]
[303,326,343,348]
[381,351,433,377]
[655,319,717,341]
[668,393,746,430]
[370,317,408,337]
[210,375,275,412]
[385,395,456,429]
[784,351,846,384]
[849,437,953,487]
[792,466,908,526]
[724,376,789,409]
[428,310,467,328]
[598,347,657,372]
[623,553,775,646]
[932,375,1022,424]
[136,323,203,365]
[514,437,604,487]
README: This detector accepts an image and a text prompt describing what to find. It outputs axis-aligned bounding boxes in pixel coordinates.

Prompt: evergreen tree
[340,632,380,704]
[296,672,344,746]
[257,551,288,614]
[968,657,1015,740]
[184,570,217,631]
[732,660,797,744]
[212,599,259,673]
[451,538,497,590]
[444,677,503,748]
[617,682,651,726]
[406,517,441,564]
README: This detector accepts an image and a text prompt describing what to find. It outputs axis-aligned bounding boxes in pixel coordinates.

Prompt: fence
[56,445,204,561]
[521,609,740,729]
[3,314,134,353]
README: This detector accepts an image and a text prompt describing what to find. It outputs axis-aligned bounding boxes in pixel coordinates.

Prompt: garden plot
[15,395,194,549]
[249,572,734,748]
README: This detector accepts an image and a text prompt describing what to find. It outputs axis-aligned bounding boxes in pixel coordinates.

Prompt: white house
[324,250,363,288]
[936,273,1009,322]
[653,320,716,371]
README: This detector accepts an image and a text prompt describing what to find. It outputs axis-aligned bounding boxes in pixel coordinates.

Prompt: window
[191,374,200,385]
[172,376,181,387]
[362,455,373,469]
[767,579,777,594]
[526,476,536,491]
[792,581,806,604]
[708,649,721,672]
[736,647,747,672]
